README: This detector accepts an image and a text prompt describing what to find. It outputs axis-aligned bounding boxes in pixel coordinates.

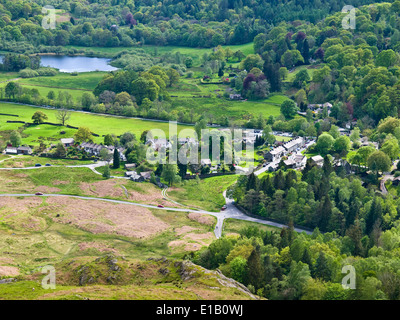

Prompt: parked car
[221,205,227,211]
[35,192,43,196]
[35,163,42,167]
[157,204,164,208]
[45,163,51,167]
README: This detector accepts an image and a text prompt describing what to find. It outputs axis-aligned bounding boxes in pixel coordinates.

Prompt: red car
[157,204,164,208]
[221,205,227,211]
[35,192,44,196]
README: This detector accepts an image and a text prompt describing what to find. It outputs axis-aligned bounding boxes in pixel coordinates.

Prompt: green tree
[162,164,180,186]
[280,99,298,119]
[9,130,21,147]
[31,111,48,124]
[104,134,114,146]
[333,135,351,156]
[241,54,263,71]
[102,165,110,179]
[74,127,93,143]
[54,142,66,158]
[367,151,392,175]
[5,81,20,99]
[316,133,334,155]
[313,251,332,282]
[381,137,400,161]
[230,256,248,284]
[246,246,264,290]
[113,148,120,169]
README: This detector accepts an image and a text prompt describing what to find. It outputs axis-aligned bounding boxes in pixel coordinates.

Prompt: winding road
[0,159,313,239]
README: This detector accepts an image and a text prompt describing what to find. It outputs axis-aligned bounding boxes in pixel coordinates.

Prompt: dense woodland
[0,0,392,52]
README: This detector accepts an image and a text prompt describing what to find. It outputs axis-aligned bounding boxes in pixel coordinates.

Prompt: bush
[37,67,57,76]
[19,68,39,78]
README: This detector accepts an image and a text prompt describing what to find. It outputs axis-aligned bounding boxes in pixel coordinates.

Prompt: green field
[168,175,239,212]
[18,72,107,91]
[0,103,194,146]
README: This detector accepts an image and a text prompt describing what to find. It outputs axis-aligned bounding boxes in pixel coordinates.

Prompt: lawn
[167,175,239,212]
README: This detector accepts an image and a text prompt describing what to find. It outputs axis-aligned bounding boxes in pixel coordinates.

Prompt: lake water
[0,55,118,73]
[40,55,118,73]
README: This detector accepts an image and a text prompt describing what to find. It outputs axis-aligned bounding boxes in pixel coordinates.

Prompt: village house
[60,138,75,148]
[283,137,305,153]
[201,158,212,166]
[4,147,17,155]
[229,93,242,100]
[178,138,198,146]
[140,171,152,180]
[284,154,307,169]
[146,139,171,151]
[130,172,145,182]
[17,146,33,155]
[80,142,126,161]
[265,146,286,162]
[311,155,324,167]
[124,163,137,170]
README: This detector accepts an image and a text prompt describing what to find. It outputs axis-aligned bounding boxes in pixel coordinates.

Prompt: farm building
[17,146,32,155]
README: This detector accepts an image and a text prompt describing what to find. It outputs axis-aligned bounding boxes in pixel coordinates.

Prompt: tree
[313,252,332,282]
[316,133,334,155]
[280,99,298,119]
[262,125,276,145]
[350,127,360,144]
[102,165,110,179]
[74,127,93,143]
[81,92,97,110]
[104,134,114,146]
[195,119,207,139]
[31,111,48,124]
[185,57,193,68]
[113,148,120,169]
[54,142,66,158]
[9,130,21,147]
[131,78,160,104]
[241,54,263,71]
[99,148,112,164]
[56,109,71,126]
[230,256,248,284]
[381,137,400,161]
[166,68,180,87]
[120,132,136,147]
[233,50,246,61]
[333,135,351,156]
[328,125,340,139]
[246,246,264,290]
[5,81,20,99]
[162,164,180,186]
[279,67,289,81]
[376,50,397,68]
[293,69,310,89]
[367,151,392,175]
[47,90,55,100]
